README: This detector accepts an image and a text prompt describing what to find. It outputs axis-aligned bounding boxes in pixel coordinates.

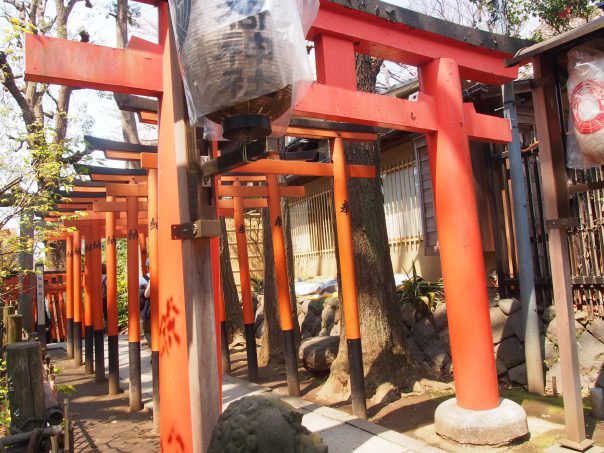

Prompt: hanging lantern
[169,0,318,143]
[566,44,604,168]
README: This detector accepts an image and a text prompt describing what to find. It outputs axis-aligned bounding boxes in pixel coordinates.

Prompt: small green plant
[397,263,444,319]
[0,358,10,435]
[56,384,76,397]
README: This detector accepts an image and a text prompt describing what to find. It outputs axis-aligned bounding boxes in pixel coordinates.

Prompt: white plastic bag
[566,42,604,169]
[168,0,319,138]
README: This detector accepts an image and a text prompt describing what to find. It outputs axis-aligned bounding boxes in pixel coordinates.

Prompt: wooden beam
[294,84,437,132]
[139,111,158,125]
[140,153,158,169]
[93,200,148,212]
[104,150,144,161]
[463,104,512,144]
[114,93,159,113]
[106,183,148,197]
[90,174,147,183]
[216,185,305,198]
[309,2,520,84]
[71,186,107,193]
[217,199,267,209]
[24,35,163,95]
[84,135,157,153]
[286,126,378,141]
[234,160,376,178]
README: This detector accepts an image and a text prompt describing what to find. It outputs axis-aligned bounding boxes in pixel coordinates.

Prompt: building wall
[289,140,443,282]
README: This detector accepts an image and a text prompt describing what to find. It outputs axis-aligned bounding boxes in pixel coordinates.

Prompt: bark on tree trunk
[318,55,414,402]
[258,208,284,366]
[281,179,301,348]
[114,0,141,153]
[220,219,243,343]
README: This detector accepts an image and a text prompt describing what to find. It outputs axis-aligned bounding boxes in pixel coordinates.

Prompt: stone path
[103,335,445,452]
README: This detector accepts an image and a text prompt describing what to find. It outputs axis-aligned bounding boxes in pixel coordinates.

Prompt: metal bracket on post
[171,220,221,240]
[545,217,579,230]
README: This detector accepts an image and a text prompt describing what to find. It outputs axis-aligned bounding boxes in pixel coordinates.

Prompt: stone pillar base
[435,398,528,446]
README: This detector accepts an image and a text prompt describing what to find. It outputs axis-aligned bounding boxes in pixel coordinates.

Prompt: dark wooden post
[7,314,23,344]
[7,342,45,432]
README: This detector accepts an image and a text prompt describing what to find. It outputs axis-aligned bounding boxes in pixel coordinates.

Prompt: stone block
[435,398,528,446]
[495,337,525,369]
[490,306,515,344]
[498,298,521,315]
[542,305,556,323]
[299,336,340,373]
[578,331,604,377]
[508,363,528,386]
[413,317,436,345]
[495,359,507,377]
[422,339,450,370]
[433,304,448,332]
[587,319,604,344]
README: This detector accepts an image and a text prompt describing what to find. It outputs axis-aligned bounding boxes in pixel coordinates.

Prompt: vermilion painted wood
[105,197,119,338]
[266,173,295,332]
[139,111,158,124]
[295,84,437,132]
[91,220,104,333]
[315,34,357,90]
[217,199,267,209]
[217,185,305,198]
[73,230,82,327]
[309,3,519,84]
[65,235,74,324]
[147,168,159,353]
[24,35,162,95]
[420,58,500,410]
[235,160,377,178]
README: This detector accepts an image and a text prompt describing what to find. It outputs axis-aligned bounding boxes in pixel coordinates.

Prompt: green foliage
[115,238,129,330]
[397,263,444,318]
[506,0,599,38]
[56,383,76,397]
[0,358,10,435]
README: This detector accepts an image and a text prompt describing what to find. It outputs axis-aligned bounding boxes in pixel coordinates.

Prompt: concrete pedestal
[435,398,528,446]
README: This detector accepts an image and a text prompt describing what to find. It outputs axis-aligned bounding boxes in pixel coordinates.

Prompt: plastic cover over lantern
[168,0,319,141]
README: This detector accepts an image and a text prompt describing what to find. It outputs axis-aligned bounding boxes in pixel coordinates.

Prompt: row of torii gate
[21,0,587,451]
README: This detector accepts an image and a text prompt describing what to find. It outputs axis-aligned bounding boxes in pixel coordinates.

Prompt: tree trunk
[281,178,301,347]
[318,54,414,402]
[114,0,141,151]
[258,209,283,366]
[220,219,243,343]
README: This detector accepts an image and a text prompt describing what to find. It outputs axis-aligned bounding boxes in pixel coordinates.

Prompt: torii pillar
[91,219,106,384]
[105,196,121,395]
[419,58,528,443]
[82,227,95,375]
[232,182,260,383]
[73,229,83,367]
[65,233,74,359]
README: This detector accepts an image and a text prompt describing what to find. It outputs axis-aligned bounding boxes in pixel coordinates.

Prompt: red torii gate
[25,0,529,449]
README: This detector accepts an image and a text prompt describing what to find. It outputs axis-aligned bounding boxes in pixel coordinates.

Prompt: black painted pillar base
[94,330,105,384]
[108,335,121,395]
[152,350,160,433]
[282,329,300,396]
[129,341,143,412]
[74,322,82,367]
[84,326,94,375]
[244,323,259,383]
[347,338,367,419]
[220,320,231,374]
[37,324,46,348]
[66,319,74,359]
